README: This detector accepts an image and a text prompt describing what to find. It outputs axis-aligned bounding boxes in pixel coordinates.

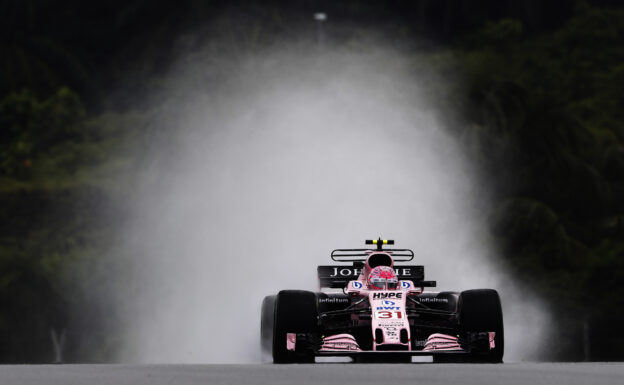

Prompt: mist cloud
[107,40,550,363]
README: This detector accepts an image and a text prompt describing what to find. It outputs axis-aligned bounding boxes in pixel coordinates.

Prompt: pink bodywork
[319,334,362,352]
[286,333,296,352]
[422,333,462,351]
[289,252,496,355]
[342,252,423,351]
[368,290,410,349]
[322,280,466,353]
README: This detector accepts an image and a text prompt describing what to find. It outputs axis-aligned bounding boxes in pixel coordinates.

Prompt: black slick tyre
[458,289,504,363]
[272,290,318,363]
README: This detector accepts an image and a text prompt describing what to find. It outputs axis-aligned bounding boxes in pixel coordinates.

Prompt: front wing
[287,332,496,357]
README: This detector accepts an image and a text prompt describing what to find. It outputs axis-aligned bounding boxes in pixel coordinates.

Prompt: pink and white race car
[261,239,504,363]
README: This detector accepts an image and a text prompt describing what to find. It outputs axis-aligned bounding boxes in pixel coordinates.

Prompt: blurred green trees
[457,5,624,359]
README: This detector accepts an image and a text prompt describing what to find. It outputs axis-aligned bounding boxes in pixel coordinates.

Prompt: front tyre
[458,289,504,363]
[273,290,317,363]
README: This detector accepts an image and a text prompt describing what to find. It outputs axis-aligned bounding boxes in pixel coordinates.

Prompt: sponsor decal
[400,281,411,289]
[418,297,448,303]
[376,306,401,310]
[372,292,403,299]
[352,281,363,289]
[327,267,414,277]
[319,297,349,304]
[380,321,405,327]
[323,342,360,350]
[414,340,426,347]
[382,300,395,305]
[329,267,363,277]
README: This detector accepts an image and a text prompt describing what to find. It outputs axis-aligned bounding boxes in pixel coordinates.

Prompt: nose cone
[369,291,410,350]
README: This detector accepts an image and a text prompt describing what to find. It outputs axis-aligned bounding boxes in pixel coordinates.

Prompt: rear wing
[317,265,436,289]
[331,249,414,262]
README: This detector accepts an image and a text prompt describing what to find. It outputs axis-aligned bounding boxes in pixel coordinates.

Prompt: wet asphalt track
[0,363,622,385]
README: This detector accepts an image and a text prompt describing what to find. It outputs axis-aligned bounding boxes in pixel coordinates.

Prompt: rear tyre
[273,290,318,363]
[458,289,504,363]
[260,295,276,362]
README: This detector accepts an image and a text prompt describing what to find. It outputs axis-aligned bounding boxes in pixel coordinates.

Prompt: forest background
[1,0,623,362]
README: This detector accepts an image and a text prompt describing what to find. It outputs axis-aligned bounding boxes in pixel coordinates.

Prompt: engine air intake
[367,253,393,268]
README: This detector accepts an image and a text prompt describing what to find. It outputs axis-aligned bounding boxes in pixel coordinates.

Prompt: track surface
[0,363,622,385]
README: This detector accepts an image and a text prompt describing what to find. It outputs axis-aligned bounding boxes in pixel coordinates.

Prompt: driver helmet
[367,266,399,290]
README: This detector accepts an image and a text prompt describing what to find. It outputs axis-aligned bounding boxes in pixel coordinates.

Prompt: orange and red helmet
[367,266,398,290]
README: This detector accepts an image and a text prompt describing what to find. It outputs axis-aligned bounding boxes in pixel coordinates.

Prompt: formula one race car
[260,239,504,363]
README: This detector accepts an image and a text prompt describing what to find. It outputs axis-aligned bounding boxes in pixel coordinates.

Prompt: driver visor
[371,278,399,289]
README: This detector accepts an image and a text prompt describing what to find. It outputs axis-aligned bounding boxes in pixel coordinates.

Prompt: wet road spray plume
[103,34,550,363]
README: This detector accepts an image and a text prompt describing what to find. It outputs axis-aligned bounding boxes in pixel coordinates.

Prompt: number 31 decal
[376,311,403,319]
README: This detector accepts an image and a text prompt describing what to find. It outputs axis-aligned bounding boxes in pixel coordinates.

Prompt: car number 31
[375,311,404,319]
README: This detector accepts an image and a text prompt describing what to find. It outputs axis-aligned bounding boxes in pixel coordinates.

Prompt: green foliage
[0,86,142,361]
[0,88,85,182]
[478,18,524,47]
[0,188,101,362]
[457,4,624,359]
